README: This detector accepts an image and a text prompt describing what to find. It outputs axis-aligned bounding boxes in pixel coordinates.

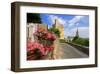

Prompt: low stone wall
[53,38,63,59]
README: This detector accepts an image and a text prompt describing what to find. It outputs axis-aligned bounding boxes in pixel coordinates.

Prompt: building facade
[53,19,64,39]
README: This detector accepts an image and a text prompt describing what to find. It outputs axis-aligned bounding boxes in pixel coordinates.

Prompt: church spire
[76,28,79,37]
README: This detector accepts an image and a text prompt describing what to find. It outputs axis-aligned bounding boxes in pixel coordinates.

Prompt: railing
[67,42,89,56]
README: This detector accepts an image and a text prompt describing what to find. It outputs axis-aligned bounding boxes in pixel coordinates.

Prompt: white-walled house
[26,23,48,42]
[27,23,38,42]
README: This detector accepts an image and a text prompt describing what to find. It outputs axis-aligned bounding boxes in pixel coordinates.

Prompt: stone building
[53,19,64,39]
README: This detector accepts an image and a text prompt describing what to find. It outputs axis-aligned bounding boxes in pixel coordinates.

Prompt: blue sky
[40,13,89,38]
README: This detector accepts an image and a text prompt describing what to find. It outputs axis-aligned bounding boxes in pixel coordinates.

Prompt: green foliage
[72,36,78,42]
[60,39,66,43]
[48,27,60,38]
[27,13,42,23]
[72,37,89,46]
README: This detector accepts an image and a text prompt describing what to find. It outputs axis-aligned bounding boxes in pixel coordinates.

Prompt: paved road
[57,43,88,59]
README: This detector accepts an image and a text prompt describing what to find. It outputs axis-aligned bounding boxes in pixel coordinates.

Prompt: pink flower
[44,45,54,52]
[45,32,56,41]
[28,28,56,56]
[50,33,56,41]
[27,40,34,51]
[27,41,45,55]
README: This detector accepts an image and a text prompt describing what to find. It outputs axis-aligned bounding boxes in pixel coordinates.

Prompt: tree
[27,13,42,23]
[72,36,78,42]
[72,37,89,46]
[48,27,60,38]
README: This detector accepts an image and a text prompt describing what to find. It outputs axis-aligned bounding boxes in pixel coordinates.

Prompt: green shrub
[72,37,89,46]
[48,27,60,38]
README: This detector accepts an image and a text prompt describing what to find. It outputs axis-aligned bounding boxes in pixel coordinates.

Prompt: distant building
[66,28,79,42]
[53,19,64,39]
[75,28,79,37]
[65,36,74,42]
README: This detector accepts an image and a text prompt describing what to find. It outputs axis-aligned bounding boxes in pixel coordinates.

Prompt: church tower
[75,28,79,37]
[53,19,64,39]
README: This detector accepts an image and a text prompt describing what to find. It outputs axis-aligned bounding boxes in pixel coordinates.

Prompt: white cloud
[65,27,89,38]
[48,15,89,38]
[48,15,66,25]
[68,16,84,27]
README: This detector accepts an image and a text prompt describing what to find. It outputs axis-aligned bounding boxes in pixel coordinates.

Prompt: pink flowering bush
[34,28,56,41]
[44,45,54,52]
[27,41,46,60]
[27,41,45,55]
[45,32,56,41]
[27,28,56,60]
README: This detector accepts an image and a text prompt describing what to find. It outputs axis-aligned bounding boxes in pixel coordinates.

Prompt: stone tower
[53,19,64,39]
